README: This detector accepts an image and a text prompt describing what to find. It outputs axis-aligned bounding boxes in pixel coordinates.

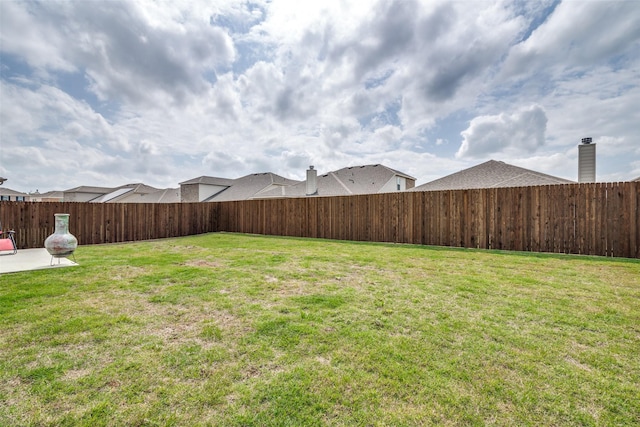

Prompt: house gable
[31,191,64,202]
[0,187,30,201]
[63,185,114,202]
[179,176,234,202]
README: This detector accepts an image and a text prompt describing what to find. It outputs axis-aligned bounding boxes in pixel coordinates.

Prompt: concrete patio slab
[0,248,78,274]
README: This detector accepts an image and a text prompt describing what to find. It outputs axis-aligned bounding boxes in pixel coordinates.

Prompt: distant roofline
[63,185,115,193]
[0,187,30,196]
[412,159,574,191]
[334,164,416,180]
[179,176,235,186]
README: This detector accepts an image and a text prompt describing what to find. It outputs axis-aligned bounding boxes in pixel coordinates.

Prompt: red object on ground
[0,238,15,251]
[0,229,17,254]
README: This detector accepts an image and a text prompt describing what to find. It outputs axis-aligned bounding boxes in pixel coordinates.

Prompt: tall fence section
[2,202,219,250]
[1,182,638,258]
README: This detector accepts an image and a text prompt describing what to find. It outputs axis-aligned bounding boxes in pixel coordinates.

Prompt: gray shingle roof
[0,187,29,196]
[38,191,64,198]
[331,164,412,194]
[63,185,115,193]
[258,164,415,198]
[88,183,162,203]
[125,188,181,203]
[179,176,235,186]
[411,160,574,191]
[206,173,300,202]
[64,183,179,203]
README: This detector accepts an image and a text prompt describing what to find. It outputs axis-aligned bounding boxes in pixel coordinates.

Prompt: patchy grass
[1,232,639,426]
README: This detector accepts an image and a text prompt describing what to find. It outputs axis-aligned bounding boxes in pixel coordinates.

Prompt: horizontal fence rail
[1,182,638,258]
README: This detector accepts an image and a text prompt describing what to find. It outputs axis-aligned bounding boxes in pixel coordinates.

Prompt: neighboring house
[28,190,64,202]
[63,183,180,203]
[123,187,180,203]
[259,164,416,198]
[180,164,414,202]
[180,176,236,202]
[63,185,116,202]
[210,173,301,202]
[411,160,574,192]
[180,173,300,202]
[0,187,30,201]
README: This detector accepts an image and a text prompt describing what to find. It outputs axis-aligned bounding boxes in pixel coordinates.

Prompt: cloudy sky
[1,0,639,193]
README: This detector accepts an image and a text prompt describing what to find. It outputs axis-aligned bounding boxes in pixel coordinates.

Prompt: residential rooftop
[411,160,574,191]
[258,164,416,198]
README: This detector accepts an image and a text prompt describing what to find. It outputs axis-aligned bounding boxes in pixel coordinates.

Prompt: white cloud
[1,1,236,107]
[503,1,640,78]
[0,0,639,192]
[456,104,548,159]
[0,2,76,72]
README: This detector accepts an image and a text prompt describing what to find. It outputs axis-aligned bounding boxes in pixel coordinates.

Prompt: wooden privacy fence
[1,202,219,250]
[217,182,639,258]
[1,182,638,258]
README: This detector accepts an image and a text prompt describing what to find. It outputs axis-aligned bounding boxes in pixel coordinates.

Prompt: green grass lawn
[1,232,638,426]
